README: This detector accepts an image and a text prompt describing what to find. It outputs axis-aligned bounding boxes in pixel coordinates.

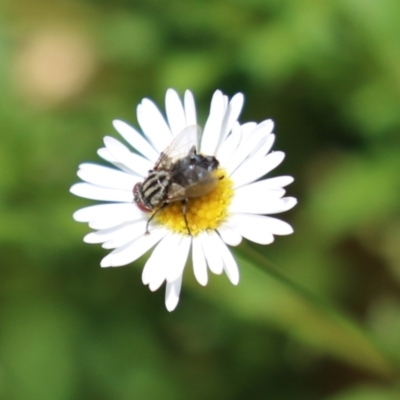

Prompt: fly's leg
[145,203,168,235]
[181,199,191,236]
[145,200,191,235]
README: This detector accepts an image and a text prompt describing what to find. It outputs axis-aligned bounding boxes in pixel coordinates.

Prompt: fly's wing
[167,175,219,202]
[154,125,200,170]
[183,175,219,198]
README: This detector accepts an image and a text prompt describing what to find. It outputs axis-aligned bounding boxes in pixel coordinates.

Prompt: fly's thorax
[170,153,219,187]
[193,154,219,171]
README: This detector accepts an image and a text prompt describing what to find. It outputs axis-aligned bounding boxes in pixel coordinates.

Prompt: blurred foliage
[1,0,400,399]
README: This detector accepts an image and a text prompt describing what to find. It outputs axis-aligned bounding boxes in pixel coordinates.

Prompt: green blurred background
[1,0,400,399]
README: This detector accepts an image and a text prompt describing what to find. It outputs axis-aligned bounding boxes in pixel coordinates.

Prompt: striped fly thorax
[134,170,171,212]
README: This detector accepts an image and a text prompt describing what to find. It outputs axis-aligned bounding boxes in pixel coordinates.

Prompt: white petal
[216,224,242,246]
[165,275,183,312]
[241,121,258,135]
[234,134,276,176]
[231,151,285,188]
[274,197,298,214]
[226,121,269,165]
[199,231,223,275]
[112,120,159,162]
[230,195,297,215]
[247,134,275,160]
[254,176,294,189]
[84,219,147,245]
[214,236,239,285]
[70,183,133,202]
[73,203,138,223]
[77,164,139,190]
[166,89,186,137]
[100,228,167,267]
[165,235,191,283]
[102,219,149,249]
[230,213,293,236]
[97,148,138,175]
[86,205,143,230]
[230,180,287,216]
[260,216,294,235]
[104,136,152,177]
[137,98,173,153]
[89,211,143,230]
[226,120,274,176]
[232,180,286,206]
[218,92,244,148]
[216,122,242,166]
[142,233,178,290]
[84,222,131,244]
[201,90,226,155]
[228,214,275,245]
[184,90,197,126]
[192,237,208,286]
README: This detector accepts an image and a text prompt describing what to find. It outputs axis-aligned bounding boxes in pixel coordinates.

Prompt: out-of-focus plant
[0,0,400,399]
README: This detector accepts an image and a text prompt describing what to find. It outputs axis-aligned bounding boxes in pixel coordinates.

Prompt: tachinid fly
[133,125,220,234]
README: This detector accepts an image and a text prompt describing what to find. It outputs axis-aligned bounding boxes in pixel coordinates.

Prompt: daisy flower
[70,89,297,311]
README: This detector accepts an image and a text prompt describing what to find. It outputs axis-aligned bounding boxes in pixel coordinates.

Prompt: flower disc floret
[155,170,233,235]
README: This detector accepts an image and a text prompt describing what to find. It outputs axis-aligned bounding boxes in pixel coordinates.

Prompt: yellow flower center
[154,169,233,236]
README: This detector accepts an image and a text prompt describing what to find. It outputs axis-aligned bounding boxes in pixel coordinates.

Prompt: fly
[133,125,220,234]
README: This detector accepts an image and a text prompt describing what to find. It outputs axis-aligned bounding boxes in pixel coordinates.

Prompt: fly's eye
[136,201,152,213]
[133,183,140,197]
